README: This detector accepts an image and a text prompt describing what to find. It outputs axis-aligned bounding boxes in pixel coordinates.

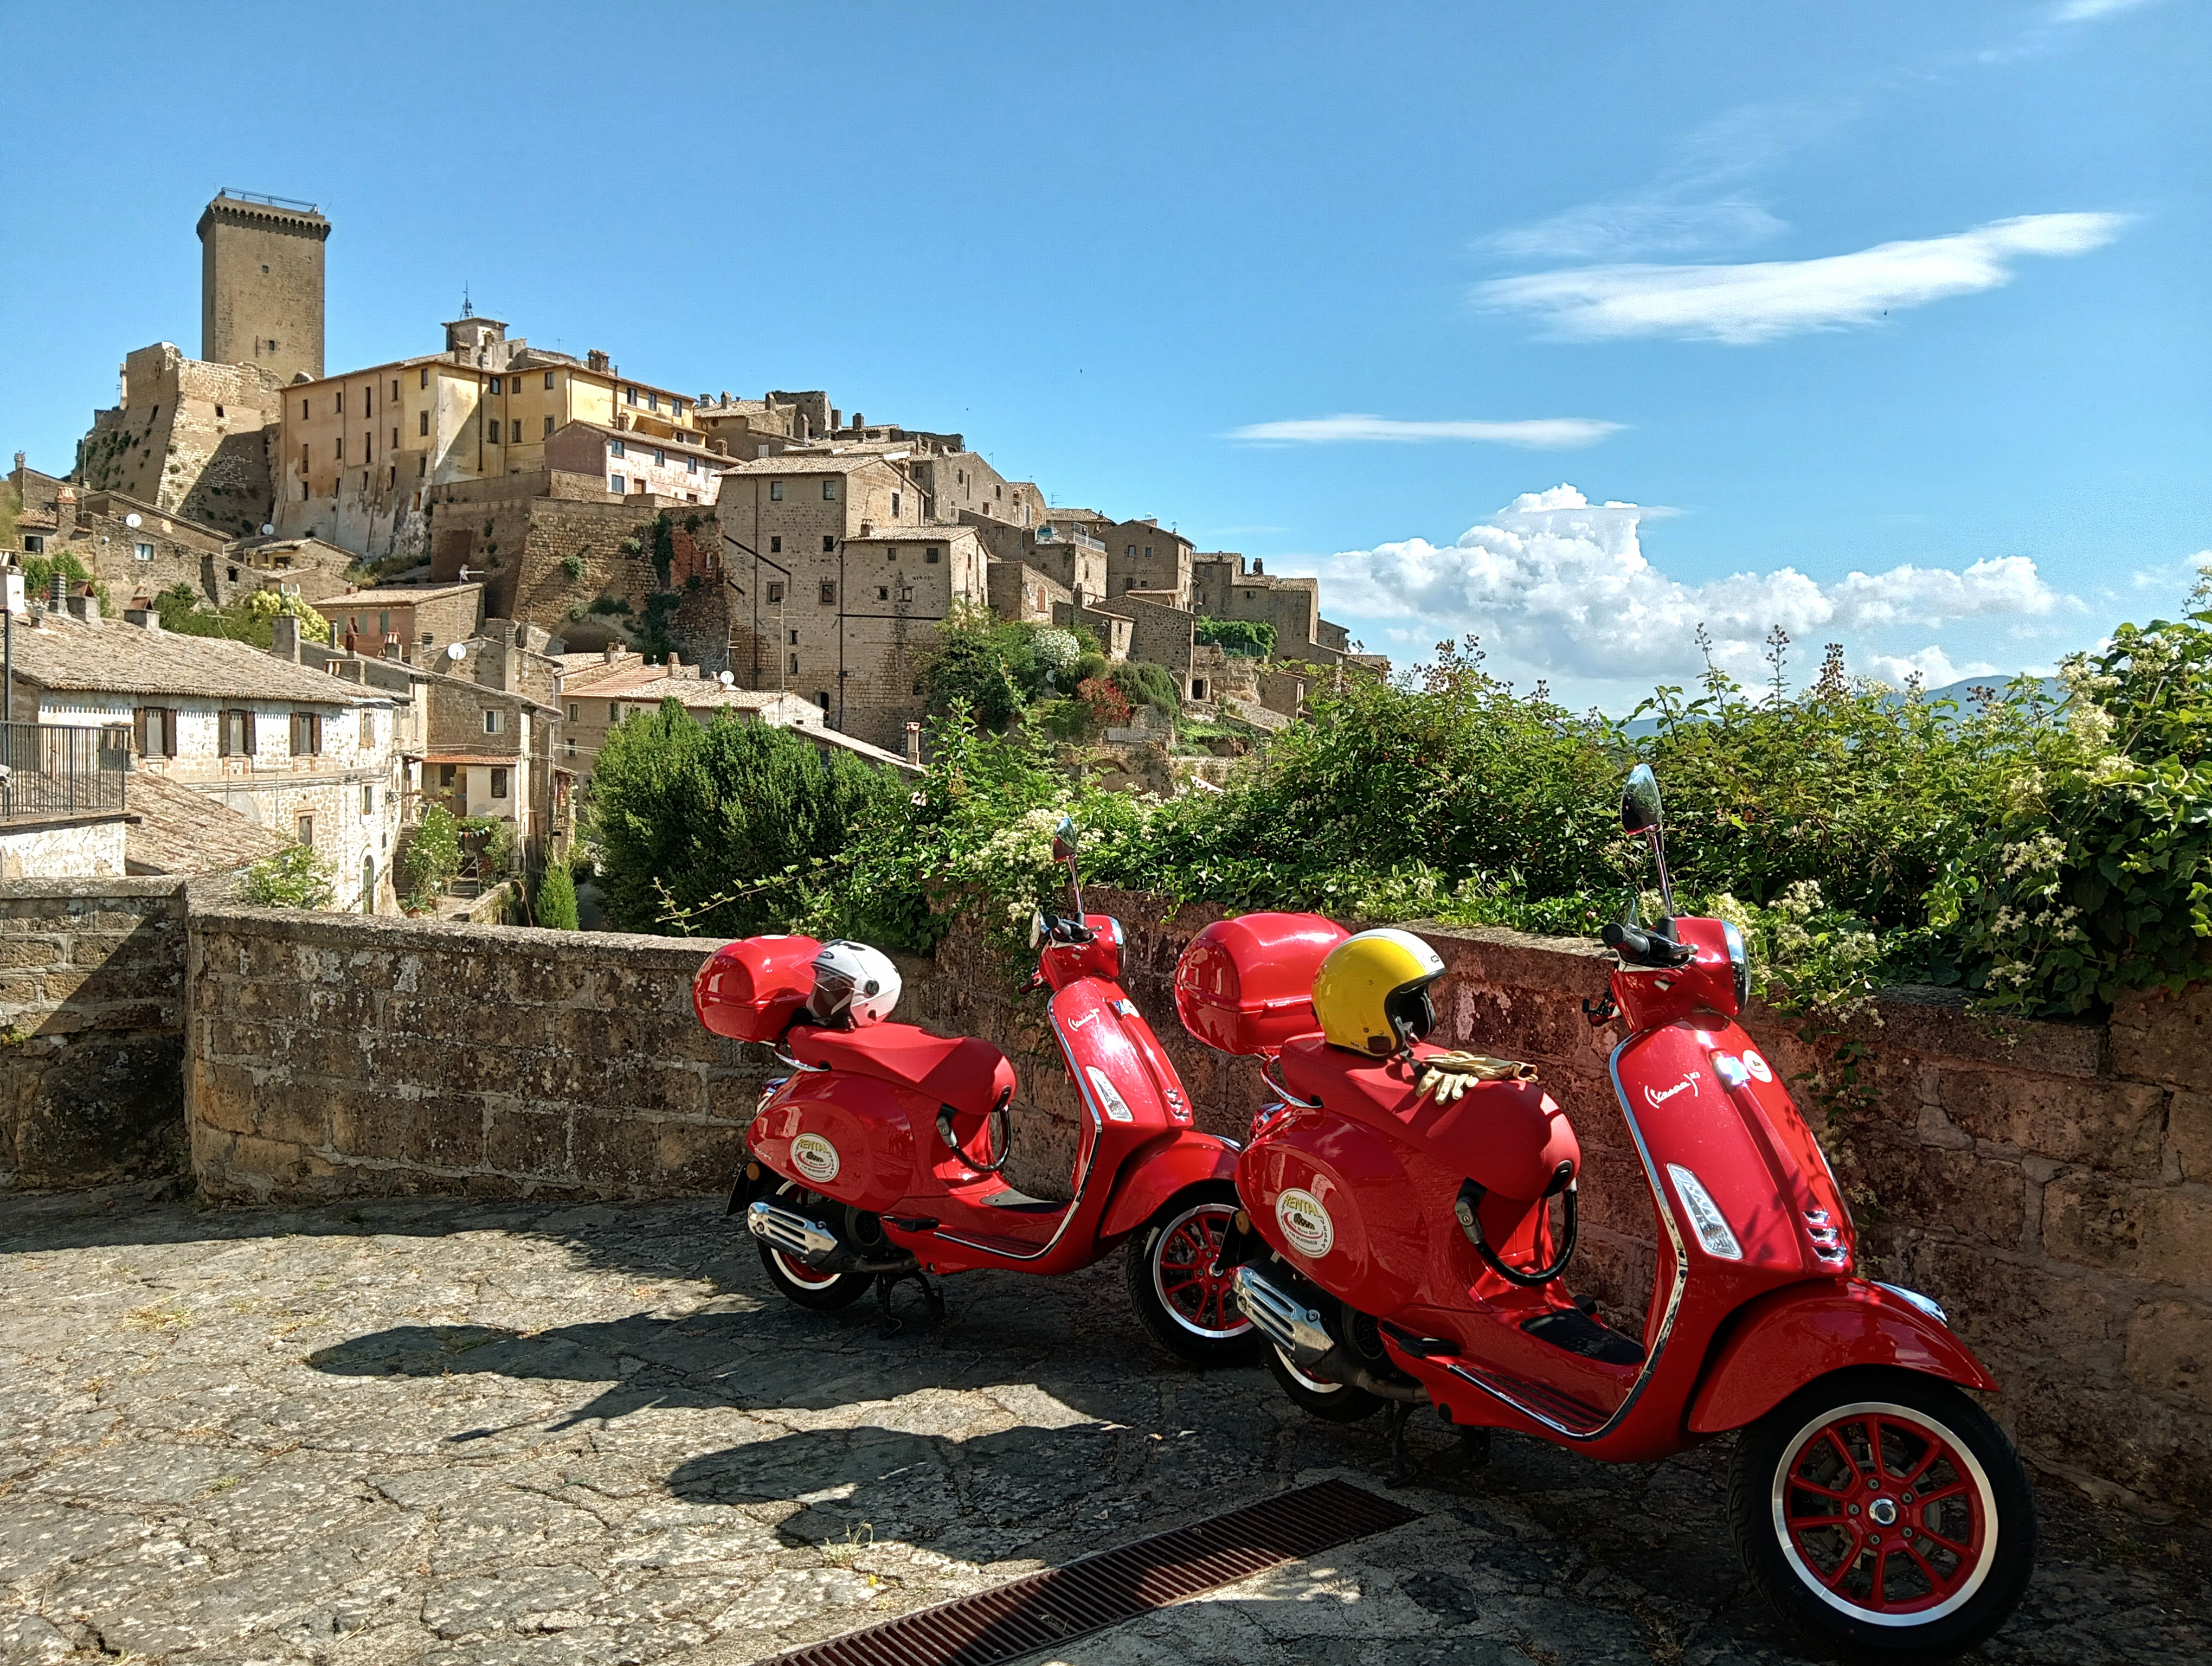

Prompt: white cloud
[1485,201,1786,263]
[1305,485,2075,685]
[1860,646,1999,687]
[1474,213,2130,344]
[2052,0,2160,22]
[1228,414,1624,449]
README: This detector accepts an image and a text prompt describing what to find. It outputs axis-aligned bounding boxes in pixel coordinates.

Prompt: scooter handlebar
[1602,920,1695,968]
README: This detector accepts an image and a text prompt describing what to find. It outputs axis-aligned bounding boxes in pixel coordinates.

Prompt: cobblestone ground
[1,1187,2203,1666]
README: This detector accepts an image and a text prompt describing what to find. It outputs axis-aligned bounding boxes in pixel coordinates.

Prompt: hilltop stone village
[2,191,1381,906]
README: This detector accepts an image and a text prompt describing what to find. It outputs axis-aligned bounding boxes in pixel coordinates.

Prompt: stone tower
[197,191,330,383]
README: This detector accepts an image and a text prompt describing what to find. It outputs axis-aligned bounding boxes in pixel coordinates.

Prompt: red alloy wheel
[1773,1401,1998,1624]
[1150,1202,1249,1340]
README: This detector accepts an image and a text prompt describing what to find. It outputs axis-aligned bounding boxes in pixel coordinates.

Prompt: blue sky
[3,1,2204,708]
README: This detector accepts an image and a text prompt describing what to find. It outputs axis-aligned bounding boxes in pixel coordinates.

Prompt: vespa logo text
[1276,1188,1336,1259]
[790,1133,841,1184]
[1643,1073,1701,1110]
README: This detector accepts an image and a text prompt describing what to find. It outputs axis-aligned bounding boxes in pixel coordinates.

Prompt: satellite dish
[445,643,466,661]
[125,512,142,528]
[260,523,275,536]
[717,670,735,687]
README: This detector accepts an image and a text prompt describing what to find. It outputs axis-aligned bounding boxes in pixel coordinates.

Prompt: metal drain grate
[759,1477,1419,1666]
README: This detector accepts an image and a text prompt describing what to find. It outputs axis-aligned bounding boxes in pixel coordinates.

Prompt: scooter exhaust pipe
[1232,1264,1426,1404]
[746,1199,916,1275]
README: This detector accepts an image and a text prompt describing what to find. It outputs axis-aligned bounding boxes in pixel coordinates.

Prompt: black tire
[755,1181,873,1312]
[1263,1338,1384,1422]
[1729,1366,2036,1664]
[1124,1184,1263,1367]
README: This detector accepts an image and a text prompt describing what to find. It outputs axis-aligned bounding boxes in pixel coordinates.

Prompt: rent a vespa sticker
[1276,1188,1336,1259]
[1712,1050,1775,1090]
[790,1132,841,1185]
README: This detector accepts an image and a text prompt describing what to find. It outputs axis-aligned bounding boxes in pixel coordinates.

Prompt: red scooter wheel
[1124,1184,1261,1367]
[1262,1338,1382,1423]
[1730,1366,2035,1663]
[756,1181,873,1312]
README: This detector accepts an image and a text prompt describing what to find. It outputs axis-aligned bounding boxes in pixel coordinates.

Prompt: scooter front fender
[1687,1278,1998,1434]
[1095,1131,1239,1244]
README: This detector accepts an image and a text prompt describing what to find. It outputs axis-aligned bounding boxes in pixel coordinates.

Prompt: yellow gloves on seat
[1414,1050,1539,1104]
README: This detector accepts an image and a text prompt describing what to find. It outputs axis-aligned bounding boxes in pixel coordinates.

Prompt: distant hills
[1615,674,2063,739]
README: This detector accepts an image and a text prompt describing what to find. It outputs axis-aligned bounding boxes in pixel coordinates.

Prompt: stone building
[311,582,485,664]
[1103,517,1195,609]
[197,192,330,385]
[74,343,287,538]
[4,600,411,912]
[274,316,712,562]
[543,421,725,504]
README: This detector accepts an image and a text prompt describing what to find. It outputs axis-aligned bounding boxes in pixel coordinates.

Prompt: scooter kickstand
[874,1273,904,1340]
[1458,1424,1491,1471]
[917,1272,946,1323]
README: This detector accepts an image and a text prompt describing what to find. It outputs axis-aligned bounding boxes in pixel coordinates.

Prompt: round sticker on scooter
[1276,1188,1335,1259]
[790,1132,841,1185]
[1742,1050,1773,1083]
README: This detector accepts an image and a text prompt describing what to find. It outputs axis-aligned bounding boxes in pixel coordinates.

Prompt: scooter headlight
[1666,1163,1742,1261]
[1721,920,1751,1014]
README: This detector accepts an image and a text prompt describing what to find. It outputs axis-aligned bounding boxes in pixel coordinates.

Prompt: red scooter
[1185,766,2034,1663]
[695,816,1257,1364]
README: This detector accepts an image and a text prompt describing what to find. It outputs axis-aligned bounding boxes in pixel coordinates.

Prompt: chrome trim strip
[929,994,1104,1262]
[1259,1055,1321,1110]
[772,1046,829,1073]
[1439,1034,1689,1443]
[1873,1281,1948,1324]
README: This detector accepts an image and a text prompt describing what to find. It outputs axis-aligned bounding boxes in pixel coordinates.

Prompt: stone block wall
[186,909,771,1204]
[0,878,189,1187]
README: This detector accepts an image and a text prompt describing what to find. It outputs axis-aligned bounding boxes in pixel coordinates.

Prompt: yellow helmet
[1312,928,1445,1057]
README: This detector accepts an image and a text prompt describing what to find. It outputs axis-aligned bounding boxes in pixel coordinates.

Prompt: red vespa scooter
[1189,766,2035,1662]
[695,816,1257,1364]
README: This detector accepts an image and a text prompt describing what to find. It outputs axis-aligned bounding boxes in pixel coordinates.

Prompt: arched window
[361,857,375,914]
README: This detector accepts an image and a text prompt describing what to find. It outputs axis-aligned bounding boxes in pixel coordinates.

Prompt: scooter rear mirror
[1622,765,1663,834]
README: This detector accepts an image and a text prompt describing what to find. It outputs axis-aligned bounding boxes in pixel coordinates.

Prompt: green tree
[585,699,901,936]
[535,862,580,931]
[239,844,338,909]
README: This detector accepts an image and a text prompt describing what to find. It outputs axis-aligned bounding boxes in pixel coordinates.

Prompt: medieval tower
[196,191,330,383]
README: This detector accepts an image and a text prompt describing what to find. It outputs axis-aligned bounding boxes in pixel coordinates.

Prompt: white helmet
[808,940,901,1028]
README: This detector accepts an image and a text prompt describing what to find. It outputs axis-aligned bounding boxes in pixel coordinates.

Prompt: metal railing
[0,723,129,823]
[1036,523,1106,551]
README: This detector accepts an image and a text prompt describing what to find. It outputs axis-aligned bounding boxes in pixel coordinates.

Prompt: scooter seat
[791,1022,1018,1118]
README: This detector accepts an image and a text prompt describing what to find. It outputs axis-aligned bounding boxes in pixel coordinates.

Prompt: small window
[218,708,256,756]
[788,629,799,645]
[1127,544,1136,558]
[609,473,626,494]
[22,535,44,555]
[490,376,502,394]
[610,438,625,457]
[891,492,901,516]
[290,711,323,755]
[653,448,666,466]
[335,391,344,414]
[490,767,509,799]
[133,541,153,562]
[567,702,579,722]
[769,536,782,554]
[821,479,837,501]
[767,581,784,602]
[564,738,576,759]
[215,404,225,419]
[438,763,456,788]
[686,455,697,474]
[877,587,889,601]
[647,392,659,412]
[769,480,783,501]
[390,379,398,400]
[420,367,429,388]
[607,701,620,722]
[422,633,435,646]
[625,387,637,405]
[484,708,502,734]
[419,409,429,437]
[335,437,345,461]
[789,652,800,674]
[819,580,837,605]
[261,264,269,274]
[297,815,314,847]
[361,783,375,815]
[544,415,555,438]
[815,691,829,712]
[379,611,391,634]
[134,707,178,758]
[821,535,835,553]
[926,547,941,564]
[1146,546,1154,558]
[301,398,309,418]
[360,708,375,745]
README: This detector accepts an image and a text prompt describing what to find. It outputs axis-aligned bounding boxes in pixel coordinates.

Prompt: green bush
[396,805,464,908]
[1197,618,1276,658]
[560,553,586,582]
[586,698,903,936]
[1109,661,1181,723]
[536,862,580,931]
[239,844,337,909]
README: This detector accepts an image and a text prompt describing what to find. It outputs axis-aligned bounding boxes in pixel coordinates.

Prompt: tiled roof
[313,584,483,610]
[124,771,290,875]
[719,453,904,476]
[8,612,387,704]
[608,678,818,712]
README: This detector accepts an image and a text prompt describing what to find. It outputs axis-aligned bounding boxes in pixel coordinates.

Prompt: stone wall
[936,887,2211,1513]
[0,877,189,1188]
[186,908,771,1204]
